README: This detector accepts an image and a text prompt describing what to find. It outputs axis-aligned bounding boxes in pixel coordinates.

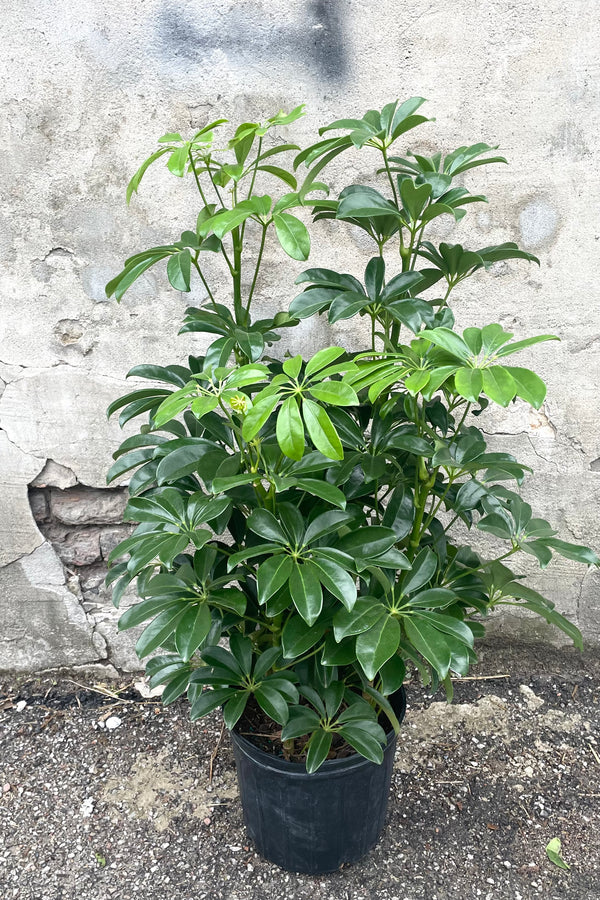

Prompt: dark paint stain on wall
[156,0,348,83]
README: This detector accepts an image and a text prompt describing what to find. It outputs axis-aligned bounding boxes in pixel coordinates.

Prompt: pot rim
[230,684,406,776]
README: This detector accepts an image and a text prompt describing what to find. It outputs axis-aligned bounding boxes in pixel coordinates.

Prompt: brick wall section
[28,486,134,613]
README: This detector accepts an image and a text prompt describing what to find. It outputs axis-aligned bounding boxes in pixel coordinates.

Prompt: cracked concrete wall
[1,0,599,673]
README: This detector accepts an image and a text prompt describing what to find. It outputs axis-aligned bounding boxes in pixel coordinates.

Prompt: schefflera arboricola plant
[105,100,599,773]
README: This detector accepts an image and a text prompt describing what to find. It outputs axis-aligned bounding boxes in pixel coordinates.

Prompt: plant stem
[247,224,268,312]
[382,146,398,205]
[191,258,219,311]
[231,226,244,322]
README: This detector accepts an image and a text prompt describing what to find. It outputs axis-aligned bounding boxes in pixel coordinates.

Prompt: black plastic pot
[231,687,406,874]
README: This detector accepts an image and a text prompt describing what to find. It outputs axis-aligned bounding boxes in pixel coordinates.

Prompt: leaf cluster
[105,100,598,772]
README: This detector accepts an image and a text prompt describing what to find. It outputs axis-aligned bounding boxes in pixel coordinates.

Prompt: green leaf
[281,707,322,740]
[481,366,516,406]
[328,291,372,324]
[407,588,458,609]
[337,188,399,220]
[253,646,283,679]
[356,615,401,679]
[273,213,310,261]
[229,633,253,676]
[167,250,192,291]
[502,366,546,409]
[454,367,483,403]
[400,178,432,221]
[404,617,452,680]
[289,287,340,319]
[223,691,250,730]
[421,328,471,361]
[153,387,194,427]
[174,603,212,661]
[414,611,475,648]
[257,554,293,604]
[337,723,385,764]
[496,334,559,357]
[308,381,359,406]
[127,533,190,575]
[543,538,600,566]
[302,398,343,460]
[241,394,279,440]
[305,347,346,377]
[303,509,355,545]
[277,396,305,461]
[310,556,357,609]
[546,838,570,871]
[282,354,303,379]
[167,144,190,177]
[333,597,387,641]
[135,605,188,658]
[161,669,193,705]
[289,562,323,626]
[282,616,327,658]
[378,655,406,694]
[256,165,298,188]
[336,527,397,560]
[306,729,333,773]
[190,687,236,721]
[288,478,346,509]
[247,509,288,544]
[118,597,184,631]
[126,146,171,203]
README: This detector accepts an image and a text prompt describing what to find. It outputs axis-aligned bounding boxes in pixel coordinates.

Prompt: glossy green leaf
[289,561,323,625]
[454,367,483,403]
[306,729,333,773]
[257,554,293,604]
[308,380,358,406]
[277,396,305,460]
[481,366,516,406]
[502,366,546,409]
[242,394,279,440]
[167,250,191,292]
[175,603,212,661]
[404,617,451,679]
[310,557,357,609]
[356,615,401,679]
[274,213,310,261]
[333,597,387,641]
[247,509,288,544]
[302,398,343,460]
[135,605,188,658]
[190,687,236,721]
[336,527,397,560]
[281,707,322,740]
[282,615,327,659]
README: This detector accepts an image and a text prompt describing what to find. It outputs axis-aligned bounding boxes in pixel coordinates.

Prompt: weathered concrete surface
[1,0,600,671]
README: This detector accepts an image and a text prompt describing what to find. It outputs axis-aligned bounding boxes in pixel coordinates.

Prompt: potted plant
[105,99,599,874]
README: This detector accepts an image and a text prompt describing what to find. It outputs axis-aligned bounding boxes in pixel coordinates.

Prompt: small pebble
[15,700,27,712]
[105,716,122,730]
[203,817,211,825]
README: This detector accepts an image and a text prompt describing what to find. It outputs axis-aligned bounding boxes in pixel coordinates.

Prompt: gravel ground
[1,641,599,900]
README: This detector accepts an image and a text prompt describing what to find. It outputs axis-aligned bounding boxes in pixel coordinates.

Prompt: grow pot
[230,687,407,874]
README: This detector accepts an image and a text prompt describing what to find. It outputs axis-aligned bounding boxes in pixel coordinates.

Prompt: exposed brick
[29,489,50,523]
[55,529,102,566]
[50,487,128,526]
[99,525,135,560]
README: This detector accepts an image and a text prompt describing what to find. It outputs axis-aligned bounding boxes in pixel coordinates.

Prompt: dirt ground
[1,640,599,900]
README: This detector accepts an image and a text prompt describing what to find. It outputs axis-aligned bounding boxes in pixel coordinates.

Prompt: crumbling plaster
[1,0,599,673]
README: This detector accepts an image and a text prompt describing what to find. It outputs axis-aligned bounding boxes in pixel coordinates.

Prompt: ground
[1,641,599,900]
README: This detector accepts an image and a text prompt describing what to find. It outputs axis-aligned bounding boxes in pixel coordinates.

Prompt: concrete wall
[1,0,599,674]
